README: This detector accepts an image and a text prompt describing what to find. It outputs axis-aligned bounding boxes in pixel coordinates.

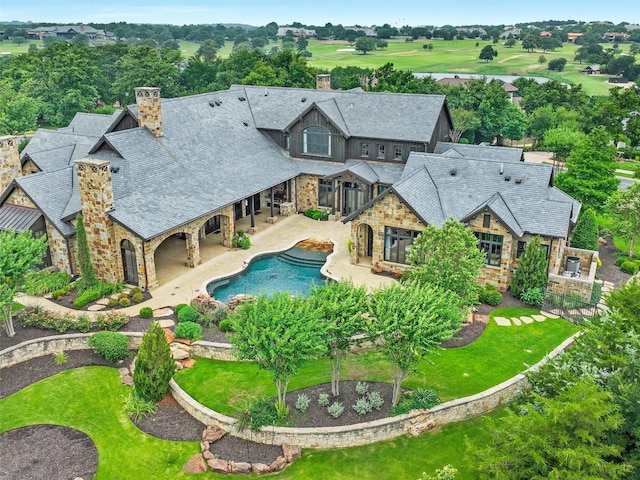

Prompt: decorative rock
[175,361,184,371]
[252,463,271,475]
[231,461,252,474]
[122,375,134,386]
[493,316,511,326]
[153,307,174,317]
[202,425,227,443]
[87,304,106,311]
[598,237,607,246]
[163,328,175,343]
[180,358,196,369]
[208,458,230,474]
[520,316,534,324]
[118,367,130,377]
[158,319,175,328]
[282,444,302,463]
[95,298,110,305]
[170,343,192,360]
[511,317,521,326]
[200,441,209,453]
[174,337,192,346]
[203,450,214,460]
[269,456,287,473]
[183,454,207,474]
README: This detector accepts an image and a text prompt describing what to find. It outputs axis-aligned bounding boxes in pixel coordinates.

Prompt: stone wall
[21,159,40,175]
[4,186,35,208]
[547,247,598,301]
[45,221,75,275]
[0,136,21,193]
[135,87,163,137]
[296,174,319,212]
[467,212,514,291]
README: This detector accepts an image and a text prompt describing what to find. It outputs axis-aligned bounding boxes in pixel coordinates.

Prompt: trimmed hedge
[621,261,639,275]
[177,305,199,323]
[87,331,130,362]
[174,321,202,341]
[73,290,102,309]
[139,307,153,319]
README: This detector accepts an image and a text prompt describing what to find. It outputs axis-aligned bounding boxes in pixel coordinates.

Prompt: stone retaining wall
[0,332,144,368]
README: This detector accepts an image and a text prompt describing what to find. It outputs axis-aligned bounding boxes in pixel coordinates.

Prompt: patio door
[342,181,367,216]
[121,240,138,285]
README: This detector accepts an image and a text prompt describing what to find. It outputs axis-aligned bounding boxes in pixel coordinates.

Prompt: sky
[1,0,638,27]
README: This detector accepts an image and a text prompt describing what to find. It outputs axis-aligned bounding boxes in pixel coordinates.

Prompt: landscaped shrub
[97,282,124,297]
[132,292,144,303]
[352,397,372,415]
[304,209,328,221]
[511,237,548,298]
[174,303,189,314]
[139,307,153,319]
[95,311,128,331]
[130,287,143,297]
[88,331,130,362]
[235,397,278,431]
[393,388,439,415]
[520,287,545,307]
[240,235,251,250]
[51,287,70,299]
[23,271,71,296]
[174,321,202,341]
[107,298,119,308]
[615,256,630,267]
[327,401,345,418]
[124,391,158,422]
[133,322,175,402]
[218,318,234,332]
[54,351,68,365]
[367,391,385,410]
[479,284,503,306]
[118,297,132,308]
[318,392,330,407]
[177,305,199,323]
[75,313,92,333]
[19,305,75,332]
[295,393,310,413]
[621,261,639,275]
[73,289,101,309]
[355,381,369,395]
[232,230,251,250]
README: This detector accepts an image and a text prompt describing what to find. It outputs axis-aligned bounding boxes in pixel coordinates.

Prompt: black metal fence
[542,291,600,324]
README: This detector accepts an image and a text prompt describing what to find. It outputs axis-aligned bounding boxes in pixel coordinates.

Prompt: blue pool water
[206,247,328,301]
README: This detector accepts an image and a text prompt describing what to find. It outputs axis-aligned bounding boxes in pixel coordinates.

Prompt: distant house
[26,24,108,40]
[539,31,553,38]
[437,76,519,103]
[567,32,583,43]
[276,27,316,38]
[500,28,521,39]
[603,32,631,42]
[581,65,601,75]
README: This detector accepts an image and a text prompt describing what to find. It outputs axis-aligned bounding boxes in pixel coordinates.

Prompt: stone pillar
[135,87,163,137]
[185,231,201,268]
[0,136,21,193]
[74,158,118,283]
[144,244,159,289]
[220,206,234,248]
[316,74,331,90]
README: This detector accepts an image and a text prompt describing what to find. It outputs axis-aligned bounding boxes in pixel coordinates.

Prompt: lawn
[598,214,640,256]
[175,308,579,415]
[0,365,505,479]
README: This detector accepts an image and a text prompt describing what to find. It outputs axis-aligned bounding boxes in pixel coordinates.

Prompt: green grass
[597,214,640,256]
[175,308,579,415]
[11,301,24,313]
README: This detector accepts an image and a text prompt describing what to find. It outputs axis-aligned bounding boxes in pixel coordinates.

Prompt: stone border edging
[1,331,581,450]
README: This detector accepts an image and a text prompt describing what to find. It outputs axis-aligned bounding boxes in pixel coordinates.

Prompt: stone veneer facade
[296,174,320,213]
[0,136,21,193]
[135,87,163,137]
[75,158,119,284]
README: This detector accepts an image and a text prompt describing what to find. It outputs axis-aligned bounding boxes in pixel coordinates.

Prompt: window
[394,146,403,160]
[361,142,369,157]
[284,133,290,150]
[410,145,421,152]
[318,179,333,207]
[517,240,550,261]
[476,232,503,267]
[483,214,491,228]
[384,227,420,264]
[302,126,331,156]
[377,144,385,159]
[377,184,389,195]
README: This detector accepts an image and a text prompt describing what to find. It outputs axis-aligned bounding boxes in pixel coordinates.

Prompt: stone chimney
[0,136,22,193]
[74,158,118,283]
[316,74,331,90]
[135,87,163,137]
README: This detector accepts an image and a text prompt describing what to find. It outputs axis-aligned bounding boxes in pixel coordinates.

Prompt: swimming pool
[206,247,329,301]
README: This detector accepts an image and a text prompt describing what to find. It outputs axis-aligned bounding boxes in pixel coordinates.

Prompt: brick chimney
[74,158,118,283]
[0,136,22,193]
[135,87,163,137]
[316,74,331,90]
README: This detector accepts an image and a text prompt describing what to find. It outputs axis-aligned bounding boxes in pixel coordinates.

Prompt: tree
[230,292,327,407]
[12,36,26,45]
[369,281,463,405]
[195,39,219,63]
[605,182,640,257]
[570,208,600,251]
[547,57,567,71]
[542,126,586,160]
[295,37,308,51]
[505,38,516,48]
[0,230,47,337]
[307,280,368,396]
[474,381,631,480]
[554,126,619,212]
[355,36,376,55]
[522,35,537,52]
[133,321,176,402]
[448,108,480,143]
[0,79,40,135]
[75,214,96,287]
[479,45,498,62]
[537,37,562,52]
[406,216,486,306]
[510,236,548,299]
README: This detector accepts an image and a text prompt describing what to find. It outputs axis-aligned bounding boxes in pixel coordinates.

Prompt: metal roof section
[0,204,43,232]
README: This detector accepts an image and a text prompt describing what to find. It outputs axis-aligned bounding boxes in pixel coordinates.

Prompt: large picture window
[318,179,333,207]
[476,232,503,266]
[384,227,420,264]
[303,126,331,156]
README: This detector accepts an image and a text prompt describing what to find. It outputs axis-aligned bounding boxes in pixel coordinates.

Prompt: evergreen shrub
[88,331,129,362]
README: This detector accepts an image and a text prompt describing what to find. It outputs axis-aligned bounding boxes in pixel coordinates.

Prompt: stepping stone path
[511,317,522,326]
[153,307,174,317]
[87,304,105,311]
[531,314,546,322]
[541,311,560,319]
[157,319,175,328]
[520,316,534,324]
[595,279,615,312]
[494,310,561,327]
[494,316,511,326]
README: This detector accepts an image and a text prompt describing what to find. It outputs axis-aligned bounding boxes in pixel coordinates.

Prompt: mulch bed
[49,288,152,311]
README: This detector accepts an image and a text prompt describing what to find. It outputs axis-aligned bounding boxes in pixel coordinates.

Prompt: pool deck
[17,215,395,314]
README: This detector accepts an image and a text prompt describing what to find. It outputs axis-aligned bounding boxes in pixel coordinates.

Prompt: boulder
[251,463,271,475]
[207,458,230,474]
[231,461,252,474]
[170,343,191,360]
[180,358,196,369]
[202,425,227,443]
[174,361,184,371]
[200,440,210,453]
[182,454,207,473]
[269,456,287,472]
[202,450,214,460]
[163,328,175,343]
[598,237,607,246]
[121,375,134,387]
[282,444,301,463]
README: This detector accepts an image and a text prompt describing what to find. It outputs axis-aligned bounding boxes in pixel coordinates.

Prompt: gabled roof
[324,161,379,184]
[434,142,524,163]
[463,192,523,237]
[58,111,121,137]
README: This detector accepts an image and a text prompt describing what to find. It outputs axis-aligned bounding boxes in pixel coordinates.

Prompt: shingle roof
[433,142,523,163]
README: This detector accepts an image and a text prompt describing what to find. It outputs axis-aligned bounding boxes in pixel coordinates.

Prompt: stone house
[0,81,590,297]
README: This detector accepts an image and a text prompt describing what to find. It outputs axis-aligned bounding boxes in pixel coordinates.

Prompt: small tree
[605,182,640,257]
[308,280,368,396]
[479,45,498,62]
[0,230,47,337]
[230,293,327,407]
[369,281,463,405]
[406,216,486,306]
[75,214,96,287]
[133,321,176,402]
[355,36,376,55]
[510,236,548,298]
[548,58,567,71]
[570,208,600,251]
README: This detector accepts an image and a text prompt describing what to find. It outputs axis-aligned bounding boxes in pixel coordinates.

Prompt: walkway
[493,310,560,326]
[17,215,395,314]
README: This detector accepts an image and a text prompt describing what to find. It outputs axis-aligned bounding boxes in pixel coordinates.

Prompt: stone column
[0,136,21,193]
[185,231,201,268]
[135,87,163,137]
[144,244,159,289]
[74,158,118,284]
[220,206,234,248]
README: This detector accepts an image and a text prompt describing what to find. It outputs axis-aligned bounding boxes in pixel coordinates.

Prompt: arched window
[302,126,331,156]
